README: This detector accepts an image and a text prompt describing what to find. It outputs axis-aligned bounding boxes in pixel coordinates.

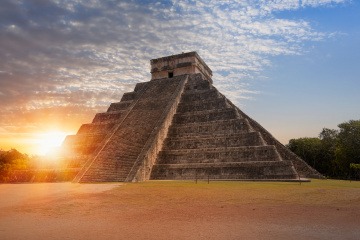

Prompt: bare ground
[0,180,359,240]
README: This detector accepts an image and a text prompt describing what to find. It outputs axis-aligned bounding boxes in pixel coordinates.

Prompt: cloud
[0,0,348,134]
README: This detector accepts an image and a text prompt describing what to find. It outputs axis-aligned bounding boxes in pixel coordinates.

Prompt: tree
[318,128,338,177]
[336,120,360,177]
[287,120,360,179]
[350,163,360,180]
[0,149,31,181]
[0,149,30,169]
[287,138,322,168]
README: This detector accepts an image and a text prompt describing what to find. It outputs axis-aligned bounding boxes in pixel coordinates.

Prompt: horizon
[0,0,359,155]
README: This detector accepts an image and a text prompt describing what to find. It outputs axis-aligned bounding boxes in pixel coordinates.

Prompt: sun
[35,131,68,156]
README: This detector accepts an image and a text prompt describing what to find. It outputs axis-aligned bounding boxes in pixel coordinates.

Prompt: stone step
[107,101,133,112]
[121,91,138,101]
[101,144,142,155]
[183,78,211,91]
[167,132,257,140]
[62,133,107,155]
[150,161,298,180]
[98,132,144,146]
[157,145,281,164]
[84,170,132,177]
[80,175,127,183]
[92,110,126,123]
[72,145,100,155]
[164,132,264,150]
[168,119,251,137]
[88,163,135,171]
[63,133,106,146]
[134,82,148,92]
[77,122,116,134]
[173,108,238,124]
[181,88,220,102]
[114,138,144,147]
[177,97,229,113]
[79,159,138,182]
[169,130,251,139]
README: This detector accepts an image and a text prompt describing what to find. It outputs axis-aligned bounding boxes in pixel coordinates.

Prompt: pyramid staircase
[64,75,188,182]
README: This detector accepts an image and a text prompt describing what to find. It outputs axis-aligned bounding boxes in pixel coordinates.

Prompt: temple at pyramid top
[150,51,213,83]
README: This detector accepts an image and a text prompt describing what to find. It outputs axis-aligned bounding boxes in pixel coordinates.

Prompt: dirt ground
[0,180,359,240]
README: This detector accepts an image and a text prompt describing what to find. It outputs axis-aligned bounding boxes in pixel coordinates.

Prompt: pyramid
[62,52,323,182]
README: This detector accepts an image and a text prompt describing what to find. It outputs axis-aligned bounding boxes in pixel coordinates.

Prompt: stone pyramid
[62,52,323,182]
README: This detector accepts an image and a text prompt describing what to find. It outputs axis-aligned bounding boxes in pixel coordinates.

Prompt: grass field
[0,179,359,239]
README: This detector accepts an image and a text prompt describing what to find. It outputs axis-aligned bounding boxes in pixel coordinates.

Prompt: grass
[128,178,360,189]
[109,179,360,207]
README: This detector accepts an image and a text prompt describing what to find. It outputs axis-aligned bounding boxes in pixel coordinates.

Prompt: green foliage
[0,149,30,169]
[350,163,360,170]
[337,120,360,163]
[350,163,360,180]
[288,119,360,179]
[287,137,321,166]
[0,149,32,181]
[287,137,332,176]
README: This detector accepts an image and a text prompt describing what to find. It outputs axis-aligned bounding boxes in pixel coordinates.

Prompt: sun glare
[35,131,68,156]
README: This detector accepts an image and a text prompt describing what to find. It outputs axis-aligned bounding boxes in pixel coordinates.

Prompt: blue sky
[0,0,359,154]
[244,0,360,142]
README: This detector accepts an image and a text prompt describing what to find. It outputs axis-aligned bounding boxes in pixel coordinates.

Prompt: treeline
[0,149,33,181]
[0,149,67,182]
[287,120,360,179]
[0,149,33,170]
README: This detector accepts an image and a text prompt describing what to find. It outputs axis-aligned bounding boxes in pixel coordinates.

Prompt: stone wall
[151,161,297,180]
[150,52,212,82]
[168,119,251,137]
[157,145,280,164]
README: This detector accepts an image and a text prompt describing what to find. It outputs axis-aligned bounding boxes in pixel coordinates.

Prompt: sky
[0,0,359,155]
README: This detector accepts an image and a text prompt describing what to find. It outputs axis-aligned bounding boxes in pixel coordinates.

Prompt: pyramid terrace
[60,52,323,182]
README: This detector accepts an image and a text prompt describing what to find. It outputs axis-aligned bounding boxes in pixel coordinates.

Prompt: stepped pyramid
[62,52,323,182]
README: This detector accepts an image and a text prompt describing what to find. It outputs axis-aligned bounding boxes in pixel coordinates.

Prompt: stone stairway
[61,88,139,166]
[150,75,299,180]
[68,75,187,182]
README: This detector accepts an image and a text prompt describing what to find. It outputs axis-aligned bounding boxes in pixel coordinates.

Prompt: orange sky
[0,106,98,155]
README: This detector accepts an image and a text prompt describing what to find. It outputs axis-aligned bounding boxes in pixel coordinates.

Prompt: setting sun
[34,131,68,156]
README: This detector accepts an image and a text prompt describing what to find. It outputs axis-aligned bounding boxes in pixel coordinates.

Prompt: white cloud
[0,0,348,120]
[301,0,347,7]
